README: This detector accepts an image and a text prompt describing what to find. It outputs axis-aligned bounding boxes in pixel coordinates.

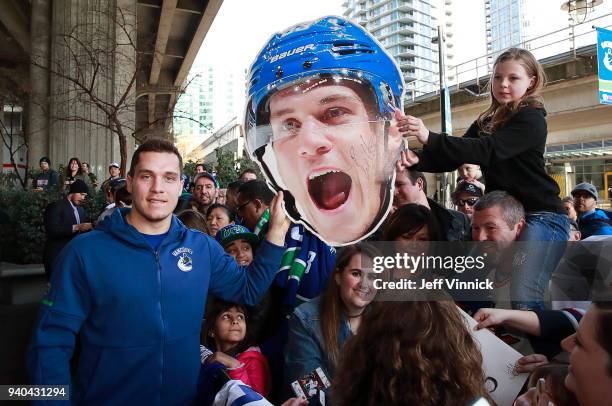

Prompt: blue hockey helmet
[245,15,404,153]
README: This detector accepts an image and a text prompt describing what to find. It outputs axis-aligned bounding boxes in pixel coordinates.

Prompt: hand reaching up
[394,109,430,144]
[266,191,290,246]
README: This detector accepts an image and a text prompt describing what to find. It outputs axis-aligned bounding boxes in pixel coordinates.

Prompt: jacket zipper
[155,250,164,404]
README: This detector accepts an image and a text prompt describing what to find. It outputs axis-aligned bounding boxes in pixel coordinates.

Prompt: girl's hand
[395,150,420,173]
[208,351,241,369]
[515,354,548,374]
[464,178,486,193]
[281,397,308,406]
[394,110,430,144]
[473,308,511,330]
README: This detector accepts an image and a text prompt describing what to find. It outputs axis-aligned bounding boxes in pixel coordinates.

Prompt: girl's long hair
[333,301,494,406]
[319,243,380,368]
[177,209,209,234]
[477,47,546,133]
[383,203,440,241]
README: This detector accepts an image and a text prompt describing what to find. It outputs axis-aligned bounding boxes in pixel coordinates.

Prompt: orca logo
[177,253,193,272]
[173,247,194,272]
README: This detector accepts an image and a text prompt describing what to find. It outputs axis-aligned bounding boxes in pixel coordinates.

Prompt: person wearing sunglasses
[452,180,484,219]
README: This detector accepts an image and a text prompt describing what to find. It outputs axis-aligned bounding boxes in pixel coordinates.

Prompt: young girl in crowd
[216,224,259,267]
[201,300,272,397]
[333,301,493,405]
[398,47,569,309]
[284,243,379,399]
[206,203,235,237]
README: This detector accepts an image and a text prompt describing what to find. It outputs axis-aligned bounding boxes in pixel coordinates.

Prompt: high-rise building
[173,63,242,143]
[485,0,610,67]
[343,0,455,98]
[485,0,530,65]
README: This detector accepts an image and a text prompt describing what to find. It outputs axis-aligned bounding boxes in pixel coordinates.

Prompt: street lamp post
[433,25,454,207]
[561,0,604,58]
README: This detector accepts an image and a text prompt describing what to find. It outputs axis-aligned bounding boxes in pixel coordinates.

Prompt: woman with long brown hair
[334,301,493,406]
[284,243,379,396]
[60,157,92,191]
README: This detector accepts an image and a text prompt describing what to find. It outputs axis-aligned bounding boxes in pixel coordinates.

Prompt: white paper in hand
[459,307,529,406]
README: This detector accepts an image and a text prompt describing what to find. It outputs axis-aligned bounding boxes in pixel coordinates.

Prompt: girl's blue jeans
[510,212,570,310]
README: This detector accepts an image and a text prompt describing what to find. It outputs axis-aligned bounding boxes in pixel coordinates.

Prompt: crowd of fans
[22,44,612,406]
[29,144,612,405]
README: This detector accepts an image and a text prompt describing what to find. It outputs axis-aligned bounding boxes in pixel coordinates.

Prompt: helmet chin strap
[254,145,303,224]
[369,119,394,236]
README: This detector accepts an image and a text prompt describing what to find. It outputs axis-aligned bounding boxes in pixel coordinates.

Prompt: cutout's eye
[282,119,300,132]
[326,108,346,119]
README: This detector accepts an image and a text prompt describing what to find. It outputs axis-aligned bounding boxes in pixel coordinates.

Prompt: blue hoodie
[578,208,612,239]
[27,208,284,405]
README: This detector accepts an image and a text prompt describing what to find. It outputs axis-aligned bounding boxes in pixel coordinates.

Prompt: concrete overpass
[0,0,222,179]
[135,0,223,140]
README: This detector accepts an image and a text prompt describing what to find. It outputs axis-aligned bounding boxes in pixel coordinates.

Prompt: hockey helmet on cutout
[244,16,405,246]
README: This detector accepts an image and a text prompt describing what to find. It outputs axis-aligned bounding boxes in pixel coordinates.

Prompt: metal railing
[404,12,612,104]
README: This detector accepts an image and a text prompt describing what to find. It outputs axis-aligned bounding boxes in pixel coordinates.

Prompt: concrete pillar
[114,0,137,172]
[48,0,137,179]
[27,0,51,168]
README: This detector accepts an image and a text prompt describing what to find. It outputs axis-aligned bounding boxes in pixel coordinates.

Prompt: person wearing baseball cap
[452,180,484,219]
[100,162,121,193]
[216,224,259,267]
[33,156,59,191]
[571,182,612,239]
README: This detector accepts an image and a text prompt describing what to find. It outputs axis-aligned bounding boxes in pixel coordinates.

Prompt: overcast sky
[195,0,347,73]
[193,0,612,97]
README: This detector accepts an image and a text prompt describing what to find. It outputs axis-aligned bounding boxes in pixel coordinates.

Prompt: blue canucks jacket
[27,208,284,405]
[578,208,612,239]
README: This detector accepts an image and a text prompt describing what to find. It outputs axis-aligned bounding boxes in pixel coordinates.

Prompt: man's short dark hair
[227,179,246,193]
[195,163,206,171]
[114,186,132,206]
[239,168,257,179]
[237,180,274,206]
[405,168,428,195]
[129,138,183,177]
[473,191,524,228]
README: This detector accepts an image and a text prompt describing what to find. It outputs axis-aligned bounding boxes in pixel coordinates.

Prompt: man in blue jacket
[27,138,290,405]
[572,182,612,239]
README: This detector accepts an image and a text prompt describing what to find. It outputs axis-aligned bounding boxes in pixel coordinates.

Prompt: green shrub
[0,188,106,264]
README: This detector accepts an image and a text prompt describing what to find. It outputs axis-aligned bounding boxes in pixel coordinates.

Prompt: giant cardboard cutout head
[245,16,405,246]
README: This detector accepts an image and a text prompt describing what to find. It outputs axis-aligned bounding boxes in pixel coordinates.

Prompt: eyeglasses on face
[236,200,252,213]
[454,197,479,207]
